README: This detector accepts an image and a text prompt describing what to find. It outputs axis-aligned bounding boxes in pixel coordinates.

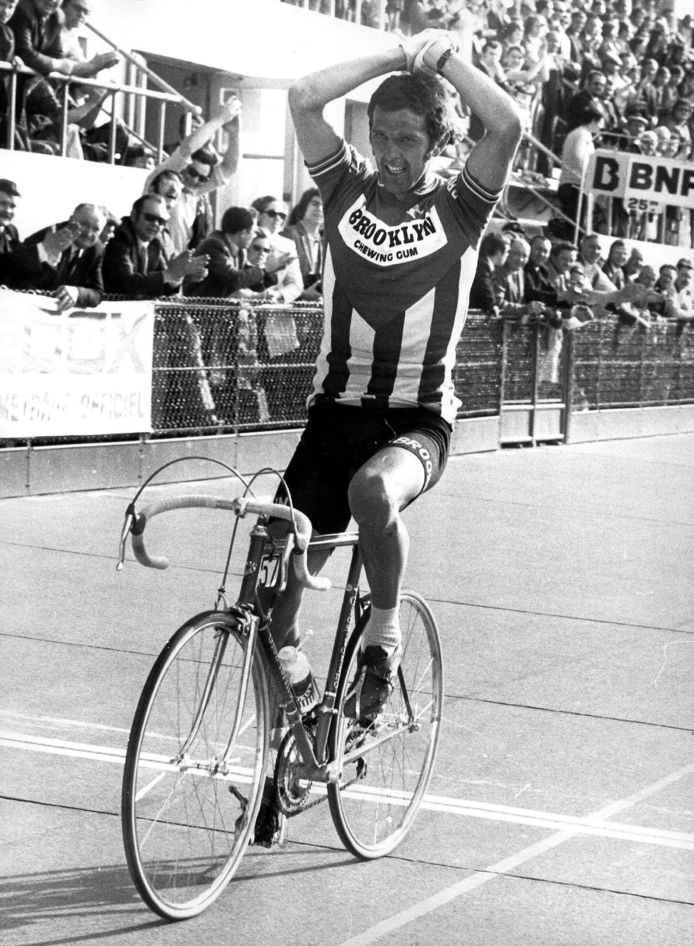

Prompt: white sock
[362,605,401,655]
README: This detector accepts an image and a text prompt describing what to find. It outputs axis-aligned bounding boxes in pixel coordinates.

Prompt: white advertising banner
[586,150,694,210]
[0,290,155,438]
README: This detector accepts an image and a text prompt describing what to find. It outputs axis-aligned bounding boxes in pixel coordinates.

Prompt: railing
[4,298,690,449]
[0,57,197,161]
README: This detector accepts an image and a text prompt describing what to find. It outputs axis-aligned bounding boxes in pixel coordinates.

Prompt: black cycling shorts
[278,400,451,535]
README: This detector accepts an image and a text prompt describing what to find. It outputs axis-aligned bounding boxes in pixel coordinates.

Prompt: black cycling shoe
[251,776,287,848]
[343,644,402,723]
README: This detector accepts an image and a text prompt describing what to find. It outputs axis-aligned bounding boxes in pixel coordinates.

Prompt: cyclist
[271,30,522,721]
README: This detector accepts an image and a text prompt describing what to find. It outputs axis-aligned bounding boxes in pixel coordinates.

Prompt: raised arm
[288,47,406,165]
[414,37,523,192]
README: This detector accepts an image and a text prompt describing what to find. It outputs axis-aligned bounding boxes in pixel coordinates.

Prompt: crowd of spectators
[469,218,693,327]
[1,0,692,428]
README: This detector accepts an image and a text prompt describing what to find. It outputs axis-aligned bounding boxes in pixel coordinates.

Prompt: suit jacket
[0,223,46,287]
[469,257,501,313]
[21,221,104,306]
[102,215,178,298]
[9,0,63,76]
[187,230,264,297]
[494,265,528,317]
[281,222,323,288]
[524,261,559,304]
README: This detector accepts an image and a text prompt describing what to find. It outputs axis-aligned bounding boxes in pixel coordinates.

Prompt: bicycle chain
[273,727,366,818]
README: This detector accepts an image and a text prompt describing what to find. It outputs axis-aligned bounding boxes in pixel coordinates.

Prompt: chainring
[274,727,315,817]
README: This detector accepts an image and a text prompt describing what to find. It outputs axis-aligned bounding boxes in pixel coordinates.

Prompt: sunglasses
[263,209,287,220]
[250,244,271,253]
[186,167,209,182]
[142,212,167,226]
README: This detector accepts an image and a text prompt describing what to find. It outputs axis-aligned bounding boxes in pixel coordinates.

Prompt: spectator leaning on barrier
[252,195,304,304]
[493,235,548,323]
[281,188,324,301]
[18,201,106,309]
[469,230,509,314]
[102,194,208,299]
[578,232,617,291]
[0,177,92,295]
[601,239,628,289]
[664,258,694,321]
[186,206,269,299]
[144,96,243,256]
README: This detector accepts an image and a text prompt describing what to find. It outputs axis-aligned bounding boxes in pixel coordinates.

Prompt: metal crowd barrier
[147,299,694,441]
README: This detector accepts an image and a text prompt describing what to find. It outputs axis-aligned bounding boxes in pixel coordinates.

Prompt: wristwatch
[436,46,454,74]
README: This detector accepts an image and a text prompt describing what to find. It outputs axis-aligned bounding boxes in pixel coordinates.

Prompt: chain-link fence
[151,300,324,435]
[3,296,693,447]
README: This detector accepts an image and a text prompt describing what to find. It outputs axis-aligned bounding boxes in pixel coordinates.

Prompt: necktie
[139,244,149,275]
[57,248,78,283]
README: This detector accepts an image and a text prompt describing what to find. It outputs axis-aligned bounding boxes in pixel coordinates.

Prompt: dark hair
[550,240,577,258]
[220,206,255,235]
[367,73,451,150]
[190,148,217,167]
[479,231,508,259]
[575,102,604,126]
[131,194,167,216]
[287,188,320,227]
[149,170,183,193]
[251,195,282,215]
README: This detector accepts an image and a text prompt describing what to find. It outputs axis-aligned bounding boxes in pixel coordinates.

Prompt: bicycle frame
[232,516,368,783]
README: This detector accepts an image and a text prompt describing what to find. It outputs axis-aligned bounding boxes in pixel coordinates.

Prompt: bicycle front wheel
[327,591,443,859]
[121,610,269,920]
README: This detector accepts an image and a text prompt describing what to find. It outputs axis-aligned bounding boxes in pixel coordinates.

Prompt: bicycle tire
[121,610,269,920]
[327,591,443,859]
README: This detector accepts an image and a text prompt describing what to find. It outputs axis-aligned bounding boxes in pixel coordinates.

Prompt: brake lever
[116,503,136,571]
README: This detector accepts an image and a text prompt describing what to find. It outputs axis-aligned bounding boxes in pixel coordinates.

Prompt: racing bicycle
[117,459,443,921]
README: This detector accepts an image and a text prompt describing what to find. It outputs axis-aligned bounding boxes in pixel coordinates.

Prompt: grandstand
[1,0,693,496]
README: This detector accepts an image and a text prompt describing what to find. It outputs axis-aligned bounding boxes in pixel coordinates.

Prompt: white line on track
[3,731,693,854]
[338,761,694,946]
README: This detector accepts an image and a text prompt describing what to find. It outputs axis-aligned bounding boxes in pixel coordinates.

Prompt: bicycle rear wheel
[327,591,443,859]
[122,610,269,920]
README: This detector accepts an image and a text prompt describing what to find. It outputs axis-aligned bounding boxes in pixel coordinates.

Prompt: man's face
[63,0,91,29]
[34,0,60,16]
[659,267,676,290]
[0,190,16,229]
[555,248,575,273]
[134,199,169,243]
[70,206,105,249]
[246,233,271,266]
[257,200,287,235]
[238,226,254,250]
[370,106,433,198]
[154,178,183,210]
[642,59,658,81]
[610,243,628,267]
[506,243,529,272]
[676,266,692,289]
[587,74,607,97]
[183,159,211,190]
[0,0,18,25]
[581,236,601,264]
[530,238,551,265]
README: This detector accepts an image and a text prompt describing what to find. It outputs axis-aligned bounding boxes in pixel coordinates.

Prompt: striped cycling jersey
[307,141,501,424]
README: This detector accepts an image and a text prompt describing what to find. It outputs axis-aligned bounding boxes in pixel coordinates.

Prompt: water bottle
[278,645,318,715]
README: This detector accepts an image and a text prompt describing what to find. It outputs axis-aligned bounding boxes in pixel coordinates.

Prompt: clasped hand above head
[397,28,459,76]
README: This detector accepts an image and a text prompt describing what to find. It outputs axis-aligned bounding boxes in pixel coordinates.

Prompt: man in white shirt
[145,98,242,255]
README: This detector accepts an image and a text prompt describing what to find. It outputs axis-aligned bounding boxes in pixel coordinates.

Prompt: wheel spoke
[121,612,268,920]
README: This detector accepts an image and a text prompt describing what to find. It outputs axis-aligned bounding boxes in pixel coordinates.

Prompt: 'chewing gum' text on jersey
[307,142,501,424]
